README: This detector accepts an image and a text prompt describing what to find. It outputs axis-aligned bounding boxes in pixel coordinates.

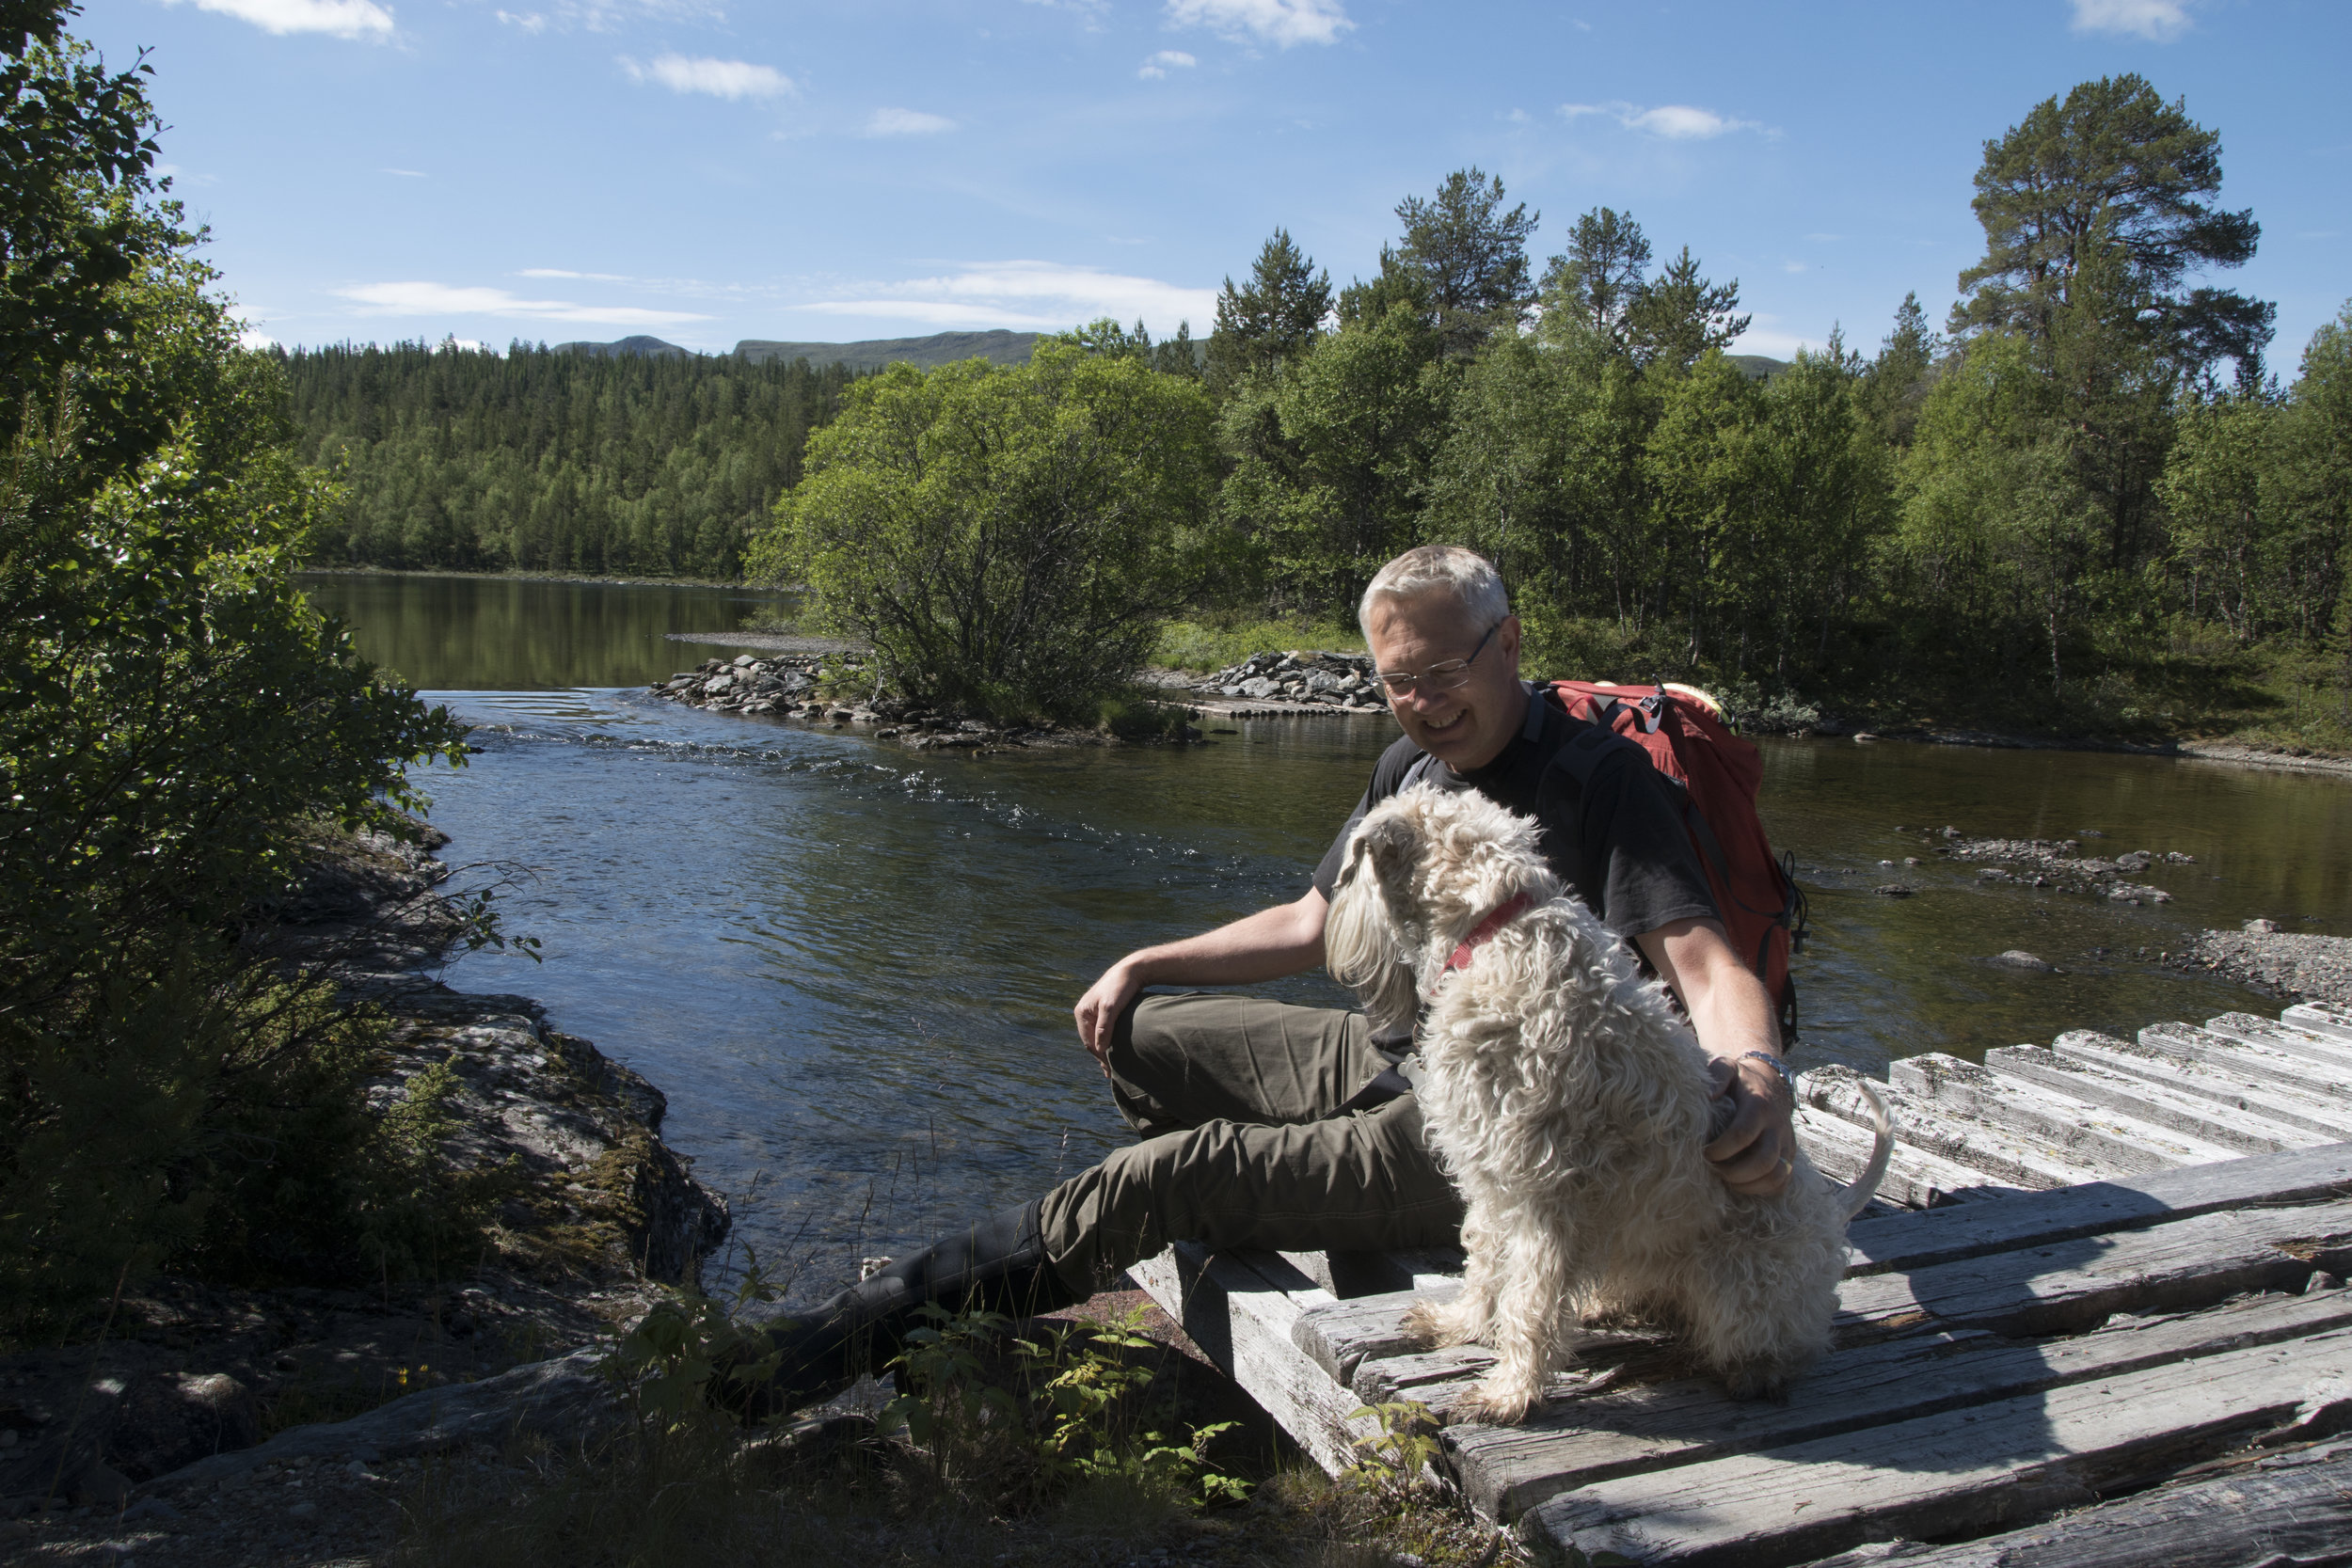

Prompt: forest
[287,344,864,579]
[302,73,2351,746]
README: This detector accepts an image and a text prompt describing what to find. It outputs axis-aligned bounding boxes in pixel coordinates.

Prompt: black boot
[732,1198,1083,1417]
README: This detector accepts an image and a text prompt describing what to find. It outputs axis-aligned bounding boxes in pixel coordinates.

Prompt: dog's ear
[1327,811,1422,1035]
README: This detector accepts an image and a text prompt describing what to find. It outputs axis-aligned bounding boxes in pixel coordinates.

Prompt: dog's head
[1325,784,1554,1033]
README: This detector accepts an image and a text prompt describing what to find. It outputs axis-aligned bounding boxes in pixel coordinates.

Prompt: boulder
[1988,951,2054,972]
[108,1372,262,1481]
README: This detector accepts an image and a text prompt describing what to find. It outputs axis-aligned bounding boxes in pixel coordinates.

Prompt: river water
[303,572,2352,1303]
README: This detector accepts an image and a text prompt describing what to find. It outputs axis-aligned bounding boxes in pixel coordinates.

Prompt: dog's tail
[1839,1081,1895,1223]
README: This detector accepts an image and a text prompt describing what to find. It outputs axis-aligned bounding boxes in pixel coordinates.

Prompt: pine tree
[1205,229,1331,389]
[1392,167,1538,359]
[1539,207,1652,347]
[1625,247,1749,372]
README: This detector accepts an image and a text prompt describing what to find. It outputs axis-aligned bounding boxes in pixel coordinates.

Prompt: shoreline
[0,825,726,1555]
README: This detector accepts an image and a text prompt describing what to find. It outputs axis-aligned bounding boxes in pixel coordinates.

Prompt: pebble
[1988,951,2055,972]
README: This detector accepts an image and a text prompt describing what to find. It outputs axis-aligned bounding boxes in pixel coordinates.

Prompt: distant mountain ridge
[553,329,1788,380]
[554,329,1041,370]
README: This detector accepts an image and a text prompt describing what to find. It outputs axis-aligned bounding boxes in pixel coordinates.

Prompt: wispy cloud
[495,8,548,30]
[2069,0,2193,40]
[620,54,794,100]
[1560,101,1766,140]
[784,261,1217,336]
[1137,49,1197,79]
[520,267,630,281]
[1165,0,1350,47]
[382,166,425,178]
[865,107,955,135]
[164,0,393,39]
[332,280,713,327]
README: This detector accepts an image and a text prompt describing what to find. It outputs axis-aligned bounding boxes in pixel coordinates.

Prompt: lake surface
[303,572,2352,1304]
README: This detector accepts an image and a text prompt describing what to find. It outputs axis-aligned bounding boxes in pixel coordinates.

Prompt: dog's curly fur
[1326,784,1889,1423]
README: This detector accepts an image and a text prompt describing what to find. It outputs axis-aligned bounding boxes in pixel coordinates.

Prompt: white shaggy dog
[1326,784,1891,1423]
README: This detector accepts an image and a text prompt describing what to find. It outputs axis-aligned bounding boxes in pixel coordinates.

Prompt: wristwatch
[1738,1050,1797,1100]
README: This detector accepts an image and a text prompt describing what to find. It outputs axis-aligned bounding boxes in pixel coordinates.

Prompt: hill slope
[553,335,691,357]
[732,329,1039,371]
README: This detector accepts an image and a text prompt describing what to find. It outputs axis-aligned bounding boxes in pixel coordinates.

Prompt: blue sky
[82,0,2351,371]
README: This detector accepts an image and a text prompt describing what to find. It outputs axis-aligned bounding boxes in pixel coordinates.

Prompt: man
[752,546,1796,1406]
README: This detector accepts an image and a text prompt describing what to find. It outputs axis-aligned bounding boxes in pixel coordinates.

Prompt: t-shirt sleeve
[1311,737,1422,901]
[1574,748,1722,940]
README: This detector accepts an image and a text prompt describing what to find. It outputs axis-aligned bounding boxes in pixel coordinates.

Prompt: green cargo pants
[1036,991,1466,1292]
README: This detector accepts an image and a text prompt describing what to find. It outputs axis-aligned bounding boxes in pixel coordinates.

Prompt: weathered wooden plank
[1797,1437,2352,1568]
[1835,1195,2352,1340]
[2287,1001,2352,1043]
[1984,1043,2327,1154]
[2201,1010,2352,1075]
[2054,1030,2352,1136]
[1843,1141,2352,1278]
[1445,1286,2352,1525]
[1132,1243,1374,1474]
[1802,1065,2119,1191]
[1890,1053,2243,1173]
[1278,1246,1465,1300]
[1518,1325,2352,1568]
[1796,1101,2013,1211]
[2140,1022,2352,1100]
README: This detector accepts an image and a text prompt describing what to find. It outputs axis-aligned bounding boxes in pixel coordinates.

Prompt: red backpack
[1546,681,1809,1047]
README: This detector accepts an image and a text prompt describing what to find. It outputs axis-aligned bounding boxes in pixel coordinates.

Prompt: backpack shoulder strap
[1544,714,1643,793]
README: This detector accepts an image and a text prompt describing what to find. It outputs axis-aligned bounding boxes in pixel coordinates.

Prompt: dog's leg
[1454,1217,1574,1425]
[1406,1200,1500,1348]
[1675,1221,1841,1402]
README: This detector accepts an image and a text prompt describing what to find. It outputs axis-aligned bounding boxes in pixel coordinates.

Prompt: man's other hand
[1705,1054,1797,1196]
[1073,959,1143,1075]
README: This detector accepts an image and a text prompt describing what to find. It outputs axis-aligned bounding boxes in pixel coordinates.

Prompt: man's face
[1364,592,1523,772]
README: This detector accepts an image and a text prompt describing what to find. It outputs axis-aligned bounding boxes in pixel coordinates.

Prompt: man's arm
[1636,916,1795,1197]
[1072,888,1330,1069]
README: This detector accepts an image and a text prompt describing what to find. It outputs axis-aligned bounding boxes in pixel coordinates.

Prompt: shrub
[746,342,1218,724]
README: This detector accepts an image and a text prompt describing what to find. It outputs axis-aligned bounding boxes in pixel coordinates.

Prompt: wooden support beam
[1890,1053,2243,1173]
[2140,1022,2352,1100]
[1795,1101,2014,1210]
[1129,1243,1376,1475]
[1518,1326,2352,1568]
[2055,1030,2352,1137]
[1802,1065,2118,1191]
[1985,1043,2327,1154]
[2287,1002,2352,1043]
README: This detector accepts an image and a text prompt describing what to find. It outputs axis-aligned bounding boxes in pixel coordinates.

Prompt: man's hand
[1073,959,1142,1075]
[1638,915,1793,1198]
[1071,889,1330,1078]
[1705,1054,1797,1196]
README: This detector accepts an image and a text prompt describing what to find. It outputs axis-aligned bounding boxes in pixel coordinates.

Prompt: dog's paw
[1720,1364,1795,1402]
[1449,1377,1538,1427]
[1401,1300,1466,1349]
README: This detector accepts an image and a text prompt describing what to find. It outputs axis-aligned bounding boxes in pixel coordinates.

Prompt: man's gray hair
[1359,545,1511,631]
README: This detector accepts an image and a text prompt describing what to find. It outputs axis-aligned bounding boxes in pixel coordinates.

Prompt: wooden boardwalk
[1135,999,2352,1565]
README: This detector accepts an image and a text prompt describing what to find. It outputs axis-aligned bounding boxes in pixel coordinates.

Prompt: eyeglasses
[1375,621,1504,698]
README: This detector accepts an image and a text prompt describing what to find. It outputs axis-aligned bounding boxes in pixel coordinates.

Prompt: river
[303,572,2352,1305]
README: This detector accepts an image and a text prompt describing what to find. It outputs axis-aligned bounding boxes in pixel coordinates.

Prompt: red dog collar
[1444,893,1537,974]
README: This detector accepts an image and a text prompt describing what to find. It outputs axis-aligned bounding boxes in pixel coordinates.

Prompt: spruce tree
[1205,229,1331,389]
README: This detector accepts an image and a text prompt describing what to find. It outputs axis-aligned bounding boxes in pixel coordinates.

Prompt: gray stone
[1988,951,2054,972]
[1240,677,1279,699]
[2248,918,2281,934]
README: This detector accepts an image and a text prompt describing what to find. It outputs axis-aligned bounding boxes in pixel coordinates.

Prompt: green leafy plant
[1344,1399,1442,1495]
[604,1245,788,1433]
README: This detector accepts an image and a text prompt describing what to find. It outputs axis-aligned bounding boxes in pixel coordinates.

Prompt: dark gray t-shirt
[1311,683,1720,942]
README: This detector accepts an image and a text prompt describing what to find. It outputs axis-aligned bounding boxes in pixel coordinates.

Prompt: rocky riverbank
[2165,923,2352,1006]
[649,652,1204,747]
[1182,650,1388,713]
[0,825,726,1564]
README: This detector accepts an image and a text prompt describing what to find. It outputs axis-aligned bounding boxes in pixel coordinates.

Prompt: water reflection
[310,573,2351,1302]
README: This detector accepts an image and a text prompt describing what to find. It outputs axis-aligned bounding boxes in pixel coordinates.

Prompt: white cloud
[1782,260,1807,274]
[495,8,548,29]
[519,267,631,281]
[620,54,794,100]
[865,107,956,135]
[332,280,713,327]
[237,327,278,351]
[382,166,425,178]
[1137,48,1197,78]
[165,0,393,39]
[2069,0,2193,40]
[784,261,1217,336]
[1561,100,1765,139]
[1165,0,1349,47]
